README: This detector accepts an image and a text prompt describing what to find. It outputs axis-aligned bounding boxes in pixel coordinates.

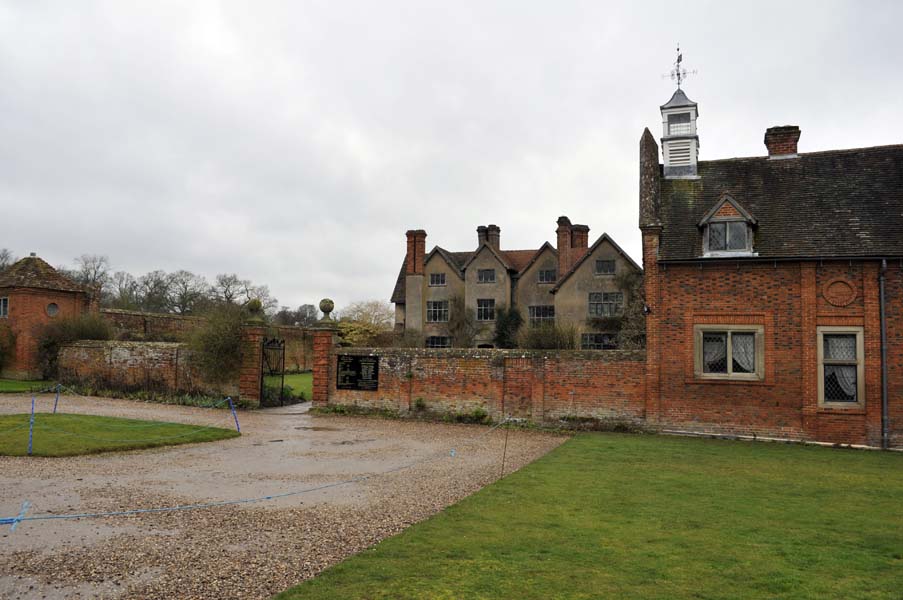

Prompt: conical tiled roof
[0,255,86,292]
[661,88,697,111]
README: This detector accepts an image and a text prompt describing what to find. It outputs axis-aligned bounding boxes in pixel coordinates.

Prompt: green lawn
[264,372,312,401]
[0,413,240,457]
[276,433,903,600]
[0,379,51,394]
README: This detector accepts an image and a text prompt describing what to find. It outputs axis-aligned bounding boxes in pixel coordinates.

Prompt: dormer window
[698,194,757,257]
[707,221,749,252]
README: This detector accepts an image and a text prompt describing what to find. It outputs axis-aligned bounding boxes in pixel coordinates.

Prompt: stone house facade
[391,219,641,348]
[0,254,94,379]
[640,87,903,448]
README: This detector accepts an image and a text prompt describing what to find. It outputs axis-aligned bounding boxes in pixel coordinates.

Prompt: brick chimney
[405,229,427,275]
[486,224,501,250]
[571,224,589,252]
[765,125,801,159]
[556,216,573,277]
[476,225,488,247]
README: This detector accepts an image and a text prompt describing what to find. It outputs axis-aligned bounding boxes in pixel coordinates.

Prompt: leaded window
[477,299,495,321]
[693,324,764,380]
[477,269,496,283]
[707,221,748,252]
[581,333,618,350]
[595,260,616,275]
[426,336,451,348]
[818,327,864,407]
[538,269,556,283]
[528,305,555,327]
[429,273,446,286]
[0,297,7,318]
[426,300,448,323]
[588,292,623,316]
[668,112,692,135]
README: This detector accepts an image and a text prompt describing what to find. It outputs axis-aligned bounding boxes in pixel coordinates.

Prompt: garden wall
[58,340,237,398]
[100,309,204,340]
[319,346,647,425]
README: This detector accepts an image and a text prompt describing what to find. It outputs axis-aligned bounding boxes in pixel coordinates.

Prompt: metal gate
[260,337,286,407]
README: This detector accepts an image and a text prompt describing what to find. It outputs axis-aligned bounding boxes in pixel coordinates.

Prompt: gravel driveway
[0,393,566,599]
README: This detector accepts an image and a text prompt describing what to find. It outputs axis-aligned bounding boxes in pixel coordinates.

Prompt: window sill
[687,375,770,386]
[818,406,866,415]
[701,251,759,258]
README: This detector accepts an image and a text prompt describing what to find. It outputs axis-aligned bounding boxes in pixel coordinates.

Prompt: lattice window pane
[708,223,726,251]
[728,222,747,250]
[824,365,857,402]
[732,333,755,373]
[703,332,728,373]
[824,335,857,361]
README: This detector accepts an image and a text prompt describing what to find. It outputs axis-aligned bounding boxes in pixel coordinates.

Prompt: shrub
[518,323,577,350]
[452,407,490,424]
[337,320,385,346]
[0,322,15,372]
[493,305,523,349]
[447,295,478,347]
[37,313,113,378]
[413,397,426,411]
[187,303,245,382]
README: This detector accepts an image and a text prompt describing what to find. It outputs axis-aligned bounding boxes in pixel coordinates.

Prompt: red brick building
[0,254,93,379]
[640,88,903,448]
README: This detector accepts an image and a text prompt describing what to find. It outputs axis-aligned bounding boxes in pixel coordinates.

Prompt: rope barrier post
[500,417,509,479]
[28,396,36,456]
[227,397,241,433]
[53,383,61,414]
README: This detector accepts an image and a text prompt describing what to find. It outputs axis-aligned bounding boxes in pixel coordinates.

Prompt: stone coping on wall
[63,339,188,350]
[334,346,646,362]
[100,308,205,321]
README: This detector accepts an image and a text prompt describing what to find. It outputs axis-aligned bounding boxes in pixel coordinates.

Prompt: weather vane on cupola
[664,44,697,89]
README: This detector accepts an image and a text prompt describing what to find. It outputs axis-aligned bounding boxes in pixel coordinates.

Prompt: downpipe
[879,259,889,450]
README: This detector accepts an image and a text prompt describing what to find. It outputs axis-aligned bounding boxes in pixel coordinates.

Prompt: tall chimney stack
[556,216,573,278]
[765,125,801,159]
[405,229,427,275]
[476,225,488,247]
[486,224,501,250]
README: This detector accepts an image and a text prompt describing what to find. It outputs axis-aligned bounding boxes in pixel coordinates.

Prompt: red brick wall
[100,309,204,340]
[0,287,90,379]
[884,263,903,446]
[57,340,236,397]
[322,347,646,424]
[644,248,900,447]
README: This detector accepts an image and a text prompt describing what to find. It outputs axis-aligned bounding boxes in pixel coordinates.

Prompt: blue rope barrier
[227,397,240,433]
[27,396,35,456]
[1,418,511,530]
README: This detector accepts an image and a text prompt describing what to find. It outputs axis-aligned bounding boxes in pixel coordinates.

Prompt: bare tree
[167,270,209,314]
[0,248,15,271]
[108,271,140,309]
[74,254,110,289]
[341,300,394,329]
[137,270,172,313]
[211,273,247,305]
[273,303,320,326]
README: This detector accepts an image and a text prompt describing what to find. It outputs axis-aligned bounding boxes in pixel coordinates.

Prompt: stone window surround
[476,298,495,321]
[588,292,623,317]
[477,269,496,284]
[428,273,446,287]
[594,259,616,275]
[581,332,618,350]
[426,300,449,323]
[425,336,451,348]
[817,325,865,409]
[538,269,556,284]
[703,217,755,257]
[528,305,555,327]
[0,296,7,318]
[693,323,765,381]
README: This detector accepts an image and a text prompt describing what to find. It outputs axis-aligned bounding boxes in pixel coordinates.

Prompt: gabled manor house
[391,220,641,349]
[385,83,903,448]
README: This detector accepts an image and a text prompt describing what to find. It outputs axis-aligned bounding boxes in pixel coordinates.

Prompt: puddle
[293,426,337,432]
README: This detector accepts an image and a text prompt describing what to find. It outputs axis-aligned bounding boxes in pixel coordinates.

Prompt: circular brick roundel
[824,279,857,307]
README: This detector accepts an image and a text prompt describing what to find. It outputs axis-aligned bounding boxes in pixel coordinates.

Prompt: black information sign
[336,355,380,391]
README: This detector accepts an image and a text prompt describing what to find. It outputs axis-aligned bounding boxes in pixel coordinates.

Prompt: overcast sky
[2,1,902,310]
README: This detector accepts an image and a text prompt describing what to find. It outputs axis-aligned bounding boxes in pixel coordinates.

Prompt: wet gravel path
[0,394,566,599]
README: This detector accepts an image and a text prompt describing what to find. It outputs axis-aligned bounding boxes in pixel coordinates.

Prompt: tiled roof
[0,256,87,293]
[658,144,903,261]
[551,233,642,293]
[389,246,545,303]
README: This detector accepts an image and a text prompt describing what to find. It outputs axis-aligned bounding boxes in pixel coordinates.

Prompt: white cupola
[660,88,699,178]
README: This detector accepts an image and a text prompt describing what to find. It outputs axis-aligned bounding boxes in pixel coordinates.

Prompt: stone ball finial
[319,298,335,320]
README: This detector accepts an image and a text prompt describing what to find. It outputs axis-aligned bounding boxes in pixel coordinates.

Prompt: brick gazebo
[0,254,93,379]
